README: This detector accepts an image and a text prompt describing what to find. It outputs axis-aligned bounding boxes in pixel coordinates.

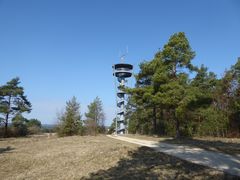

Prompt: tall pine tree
[0,77,31,137]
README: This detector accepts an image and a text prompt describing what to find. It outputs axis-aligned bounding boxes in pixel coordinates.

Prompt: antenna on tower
[120,55,125,63]
[119,46,129,63]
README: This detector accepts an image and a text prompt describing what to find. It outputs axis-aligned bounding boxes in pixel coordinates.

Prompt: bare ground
[0,135,238,180]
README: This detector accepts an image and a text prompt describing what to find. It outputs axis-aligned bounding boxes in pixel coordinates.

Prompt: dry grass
[0,135,137,180]
[0,135,237,179]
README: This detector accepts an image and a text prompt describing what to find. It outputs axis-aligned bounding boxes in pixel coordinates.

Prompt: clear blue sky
[0,0,239,125]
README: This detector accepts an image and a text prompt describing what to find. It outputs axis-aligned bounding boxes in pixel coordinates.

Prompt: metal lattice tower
[112,58,133,135]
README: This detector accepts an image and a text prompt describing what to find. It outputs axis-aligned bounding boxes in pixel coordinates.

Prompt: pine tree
[155,32,196,138]
[127,57,161,134]
[126,33,240,138]
[12,113,28,136]
[57,96,83,136]
[85,96,105,134]
[0,77,31,137]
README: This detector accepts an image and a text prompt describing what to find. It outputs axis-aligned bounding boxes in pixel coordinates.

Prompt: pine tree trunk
[4,113,9,138]
[153,106,157,134]
[159,109,164,135]
[4,95,11,138]
[175,118,180,138]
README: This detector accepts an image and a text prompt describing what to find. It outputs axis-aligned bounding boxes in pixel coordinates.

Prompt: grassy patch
[0,135,237,179]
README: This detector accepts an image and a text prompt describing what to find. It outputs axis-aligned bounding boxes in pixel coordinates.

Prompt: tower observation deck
[112,63,133,134]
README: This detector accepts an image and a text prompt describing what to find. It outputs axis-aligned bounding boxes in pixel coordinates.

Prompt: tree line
[1,33,239,138]
[0,77,106,138]
[56,96,105,136]
[124,32,240,138]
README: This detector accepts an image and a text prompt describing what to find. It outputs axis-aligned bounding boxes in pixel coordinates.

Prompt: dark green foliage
[11,113,28,136]
[158,32,196,138]
[0,113,43,137]
[57,96,83,136]
[197,107,229,137]
[26,119,41,128]
[124,32,240,138]
[85,96,105,135]
[41,124,57,133]
[0,77,32,137]
[26,119,42,134]
[107,118,117,134]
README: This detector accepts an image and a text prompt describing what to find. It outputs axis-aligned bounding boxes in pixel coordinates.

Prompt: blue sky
[0,0,239,125]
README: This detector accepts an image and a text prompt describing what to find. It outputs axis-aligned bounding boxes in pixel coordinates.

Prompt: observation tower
[112,57,133,134]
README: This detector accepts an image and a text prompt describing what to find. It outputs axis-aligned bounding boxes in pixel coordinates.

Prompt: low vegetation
[0,135,236,180]
[0,113,42,137]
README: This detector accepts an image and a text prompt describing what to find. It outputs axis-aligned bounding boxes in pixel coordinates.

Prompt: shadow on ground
[0,146,14,154]
[81,146,237,180]
[161,138,240,156]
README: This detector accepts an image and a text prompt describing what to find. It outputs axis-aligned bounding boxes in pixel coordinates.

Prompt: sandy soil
[126,134,240,157]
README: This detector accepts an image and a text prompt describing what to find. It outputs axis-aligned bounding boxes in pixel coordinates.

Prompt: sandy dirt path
[107,135,240,177]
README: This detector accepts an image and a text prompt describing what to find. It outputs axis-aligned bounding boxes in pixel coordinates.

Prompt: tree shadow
[0,146,14,154]
[81,146,236,180]
[161,138,240,156]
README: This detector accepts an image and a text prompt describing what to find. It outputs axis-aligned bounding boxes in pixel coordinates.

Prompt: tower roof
[113,63,133,70]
